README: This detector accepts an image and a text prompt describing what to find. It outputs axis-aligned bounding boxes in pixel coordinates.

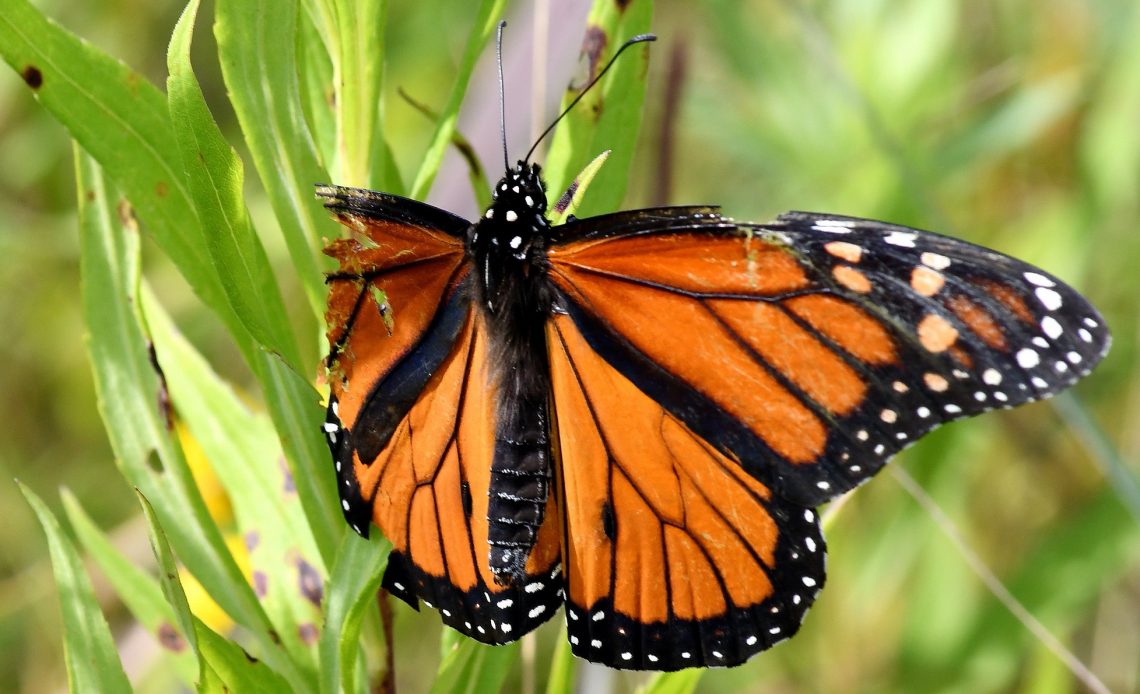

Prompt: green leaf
[215,0,331,317]
[142,285,324,670]
[542,0,655,216]
[319,532,390,694]
[636,670,704,694]
[75,146,307,689]
[548,149,611,225]
[0,0,233,327]
[19,483,133,694]
[431,638,519,694]
[408,0,508,200]
[138,491,295,692]
[137,490,201,660]
[256,354,345,566]
[325,0,400,189]
[167,0,302,371]
[62,489,198,687]
[543,630,576,694]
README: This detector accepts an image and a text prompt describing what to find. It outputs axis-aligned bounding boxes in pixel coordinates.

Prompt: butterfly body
[318,171,1109,669]
[469,162,557,585]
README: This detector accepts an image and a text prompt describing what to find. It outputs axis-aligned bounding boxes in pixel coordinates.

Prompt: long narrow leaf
[167,0,302,371]
[143,283,323,670]
[75,146,305,687]
[0,0,233,331]
[319,532,390,694]
[62,490,198,687]
[408,0,508,200]
[431,639,519,694]
[542,0,655,216]
[19,483,132,694]
[139,491,296,692]
[329,0,399,189]
[215,0,330,317]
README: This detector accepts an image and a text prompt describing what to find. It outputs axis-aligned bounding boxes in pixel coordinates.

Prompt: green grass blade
[137,490,201,665]
[75,147,306,687]
[431,639,519,694]
[325,0,399,189]
[408,0,508,200]
[542,0,655,216]
[296,3,339,179]
[61,489,198,687]
[167,0,302,371]
[215,0,331,317]
[143,286,324,671]
[0,0,233,330]
[636,670,703,694]
[543,630,576,694]
[319,533,390,694]
[19,483,133,694]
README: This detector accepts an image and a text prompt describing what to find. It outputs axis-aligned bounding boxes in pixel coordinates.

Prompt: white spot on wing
[883,231,918,248]
[921,252,951,270]
[1035,287,1062,311]
[1017,348,1040,368]
[1024,271,1055,287]
[1041,316,1063,339]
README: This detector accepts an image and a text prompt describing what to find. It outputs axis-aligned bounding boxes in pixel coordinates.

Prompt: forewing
[547,210,1110,507]
[548,316,825,670]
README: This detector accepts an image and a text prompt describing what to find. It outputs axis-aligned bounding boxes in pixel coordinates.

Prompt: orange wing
[320,186,562,642]
[548,315,825,670]
[546,210,1110,508]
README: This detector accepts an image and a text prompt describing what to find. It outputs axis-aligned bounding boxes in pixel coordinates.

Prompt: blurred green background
[2,0,1138,692]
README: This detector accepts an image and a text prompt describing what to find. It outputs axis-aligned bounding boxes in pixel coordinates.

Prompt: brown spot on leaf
[253,571,268,597]
[147,342,174,430]
[298,623,319,646]
[21,65,43,89]
[157,622,186,652]
[580,26,608,84]
[155,181,168,198]
[146,450,164,473]
[298,559,323,608]
[117,199,139,232]
[616,0,632,9]
[553,180,578,215]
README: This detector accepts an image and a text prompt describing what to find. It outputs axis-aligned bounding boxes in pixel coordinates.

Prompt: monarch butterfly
[317,28,1110,672]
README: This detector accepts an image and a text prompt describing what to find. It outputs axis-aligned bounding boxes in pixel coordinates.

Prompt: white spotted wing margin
[731,212,1111,498]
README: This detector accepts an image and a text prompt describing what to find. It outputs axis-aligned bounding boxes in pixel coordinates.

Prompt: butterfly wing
[320,187,563,643]
[548,315,825,670]
[546,209,1111,508]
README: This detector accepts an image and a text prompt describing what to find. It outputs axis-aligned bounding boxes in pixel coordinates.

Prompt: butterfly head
[469,162,552,314]
[488,161,547,218]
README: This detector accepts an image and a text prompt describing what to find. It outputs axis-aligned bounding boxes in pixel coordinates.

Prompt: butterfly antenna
[496,20,510,173]
[524,33,656,164]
